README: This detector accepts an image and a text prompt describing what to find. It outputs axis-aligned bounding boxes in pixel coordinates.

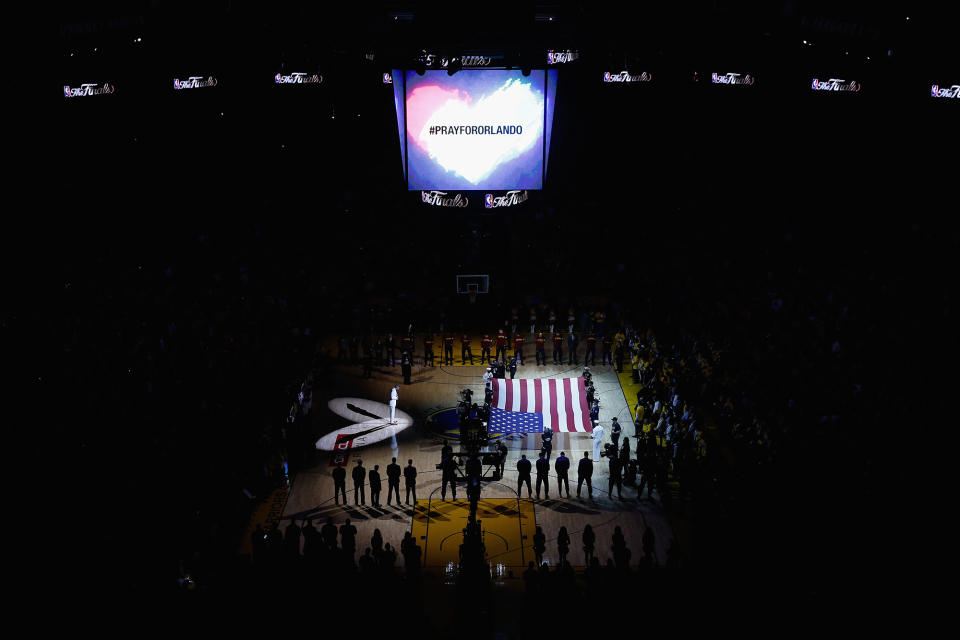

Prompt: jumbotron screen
[400,69,557,191]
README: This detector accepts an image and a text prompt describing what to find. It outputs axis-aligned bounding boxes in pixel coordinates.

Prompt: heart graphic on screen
[407,79,544,185]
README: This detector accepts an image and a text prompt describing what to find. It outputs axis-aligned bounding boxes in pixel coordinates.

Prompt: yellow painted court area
[238,487,289,555]
[411,498,537,568]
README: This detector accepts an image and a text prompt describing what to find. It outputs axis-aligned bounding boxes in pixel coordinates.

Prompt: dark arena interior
[41,1,954,633]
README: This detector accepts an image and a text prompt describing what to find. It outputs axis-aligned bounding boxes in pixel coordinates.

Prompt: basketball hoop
[458,275,488,303]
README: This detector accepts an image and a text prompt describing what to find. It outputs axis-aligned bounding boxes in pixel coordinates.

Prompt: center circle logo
[424,407,462,440]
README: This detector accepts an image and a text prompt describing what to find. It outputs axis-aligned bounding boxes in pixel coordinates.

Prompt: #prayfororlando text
[428,125,523,135]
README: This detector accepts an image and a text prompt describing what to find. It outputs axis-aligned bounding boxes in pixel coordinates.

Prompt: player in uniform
[535,332,546,366]
[602,334,614,365]
[512,333,524,365]
[424,335,435,367]
[584,332,596,366]
[481,334,493,364]
[401,333,414,361]
[461,334,474,365]
[552,332,563,365]
[385,333,396,367]
[595,310,606,338]
[614,330,626,373]
[495,329,508,362]
[443,333,455,366]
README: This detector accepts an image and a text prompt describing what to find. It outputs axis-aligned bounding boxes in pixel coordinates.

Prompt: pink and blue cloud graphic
[405,70,546,190]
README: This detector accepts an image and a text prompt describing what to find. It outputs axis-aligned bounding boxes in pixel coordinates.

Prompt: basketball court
[272,275,674,572]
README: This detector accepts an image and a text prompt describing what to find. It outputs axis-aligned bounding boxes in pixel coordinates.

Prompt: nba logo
[485,194,494,208]
[275,73,282,83]
[63,86,71,97]
[329,434,354,466]
[383,73,392,84]
[931,84,939,97]
[603,72,611,83]
[174,79,181,90]
[712,73,719,83]
[547,51,555,64]
[812,78,820,90]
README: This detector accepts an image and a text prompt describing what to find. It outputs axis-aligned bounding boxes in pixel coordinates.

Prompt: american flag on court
[491,377,593,432]
[488,407,544,434]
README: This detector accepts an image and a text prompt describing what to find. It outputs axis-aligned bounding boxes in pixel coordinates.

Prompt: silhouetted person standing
[340,518,358,560]
[516,454,533,498]
[386,457,402,505]
[352,459,366,505]
[332,464,347,505]
[381,543,397,573]
[554,451,571,498]
[535,453,550,499]
[369,464,382,507]
[404,459,418,504]
[496,440,508,478]
[532,526,546,565]
[359,548,375,574]
[636,450,653,500]
[284,517,302,558]
[440,456,458,501]
[320,517,338,550]
[577,451,594,499]
[582,524,596,564]
[557,526,570,565]
[643,526,656,566]
[524,561,539,598]
[608,454,623,500]
[266,525,283,561]
[302,519,319,558]
[619,437,630,472]
[612,525,631,569]
[404,541,422,578]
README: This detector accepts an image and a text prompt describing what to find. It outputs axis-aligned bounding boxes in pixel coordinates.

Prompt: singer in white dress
[389,386,399,424]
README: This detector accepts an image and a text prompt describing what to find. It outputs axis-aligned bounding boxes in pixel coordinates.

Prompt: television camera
[598,442,619,458]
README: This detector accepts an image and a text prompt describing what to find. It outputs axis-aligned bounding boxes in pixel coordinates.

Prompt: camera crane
[444,389,498,579]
